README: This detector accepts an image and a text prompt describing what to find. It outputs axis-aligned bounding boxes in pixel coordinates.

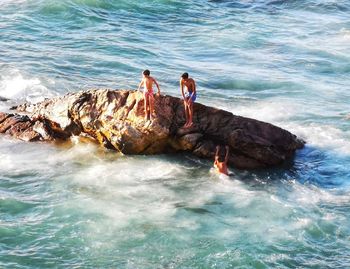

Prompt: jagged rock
[0,89,305,169]
[0,112,43,141]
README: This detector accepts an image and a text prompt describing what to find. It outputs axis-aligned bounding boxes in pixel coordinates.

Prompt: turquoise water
[1,0,350,268]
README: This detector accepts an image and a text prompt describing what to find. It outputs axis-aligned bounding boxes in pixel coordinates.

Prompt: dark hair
[143,69,150,76]
[218,155,225,162]
[181,72,189,79]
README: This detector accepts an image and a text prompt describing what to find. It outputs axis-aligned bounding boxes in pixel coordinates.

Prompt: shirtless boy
[180,72,196,128]
[137,69,161,121]
[214,145,230,175]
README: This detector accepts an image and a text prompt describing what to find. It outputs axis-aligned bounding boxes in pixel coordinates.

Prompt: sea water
[1,1,350,268]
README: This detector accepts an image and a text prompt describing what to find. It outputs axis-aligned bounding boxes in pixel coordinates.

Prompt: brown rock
[0,113,45,141]
[0,112,11,124]
[0,89,305,169]
[0,115,24,133]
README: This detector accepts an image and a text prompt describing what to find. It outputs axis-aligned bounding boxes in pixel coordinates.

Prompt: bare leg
[187,101,194,127]
[143,94,147,120]
[183,100,189,127]
[149,95,154,121]
[144,94,150,121]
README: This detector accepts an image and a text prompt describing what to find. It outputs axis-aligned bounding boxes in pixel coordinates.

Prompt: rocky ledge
[0,89,304,169]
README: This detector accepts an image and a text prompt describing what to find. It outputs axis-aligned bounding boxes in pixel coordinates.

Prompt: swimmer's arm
[153,78,161,95]
[214,146,220,164]
[180,79,186,100]
[188,80,196,103]
[191,79,196,96]
[137,79,144,92]
[225,146,230,163]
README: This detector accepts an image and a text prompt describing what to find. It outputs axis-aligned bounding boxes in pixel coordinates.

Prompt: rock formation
[0,89,305,169]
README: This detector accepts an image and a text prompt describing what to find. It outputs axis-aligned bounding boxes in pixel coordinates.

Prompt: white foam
[0,69,56,103]
[266,253,290,263]
[0,0,28,8]
[324,28,350,54]
[51,152,187,227]
[284,122,350,155]
[234,99,298,123]
[207,98,301,125]
[340,28,350,41]
[293,218,311,229]
[288,181,350,206]
[1,125,347,250]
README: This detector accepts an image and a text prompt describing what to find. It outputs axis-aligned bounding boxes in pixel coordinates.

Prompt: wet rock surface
[0,89,305,169]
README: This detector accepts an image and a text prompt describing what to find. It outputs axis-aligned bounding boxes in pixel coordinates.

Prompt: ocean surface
[1,0,350,268]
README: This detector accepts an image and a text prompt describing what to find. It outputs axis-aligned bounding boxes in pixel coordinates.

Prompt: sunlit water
[1,0,350,268]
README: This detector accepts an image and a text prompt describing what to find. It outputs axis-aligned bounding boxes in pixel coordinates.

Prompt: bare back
[143,76,155,93]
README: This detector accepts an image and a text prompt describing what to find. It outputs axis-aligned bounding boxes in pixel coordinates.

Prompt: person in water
[214,145,229,175]
[137,69,161,121]
[180,72,196,128]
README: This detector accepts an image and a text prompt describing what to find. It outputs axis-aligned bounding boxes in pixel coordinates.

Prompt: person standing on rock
[214,145,229,175]
[137,69,161,121]
[180,72,196,128]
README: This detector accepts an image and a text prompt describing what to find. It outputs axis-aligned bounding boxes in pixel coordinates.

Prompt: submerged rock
[0,89,305,169]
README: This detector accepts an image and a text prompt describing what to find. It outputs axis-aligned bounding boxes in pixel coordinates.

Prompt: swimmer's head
[143,69,150,76]
[181,72,189,79]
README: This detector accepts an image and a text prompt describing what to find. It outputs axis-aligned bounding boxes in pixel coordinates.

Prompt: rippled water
[1,0,350,268]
